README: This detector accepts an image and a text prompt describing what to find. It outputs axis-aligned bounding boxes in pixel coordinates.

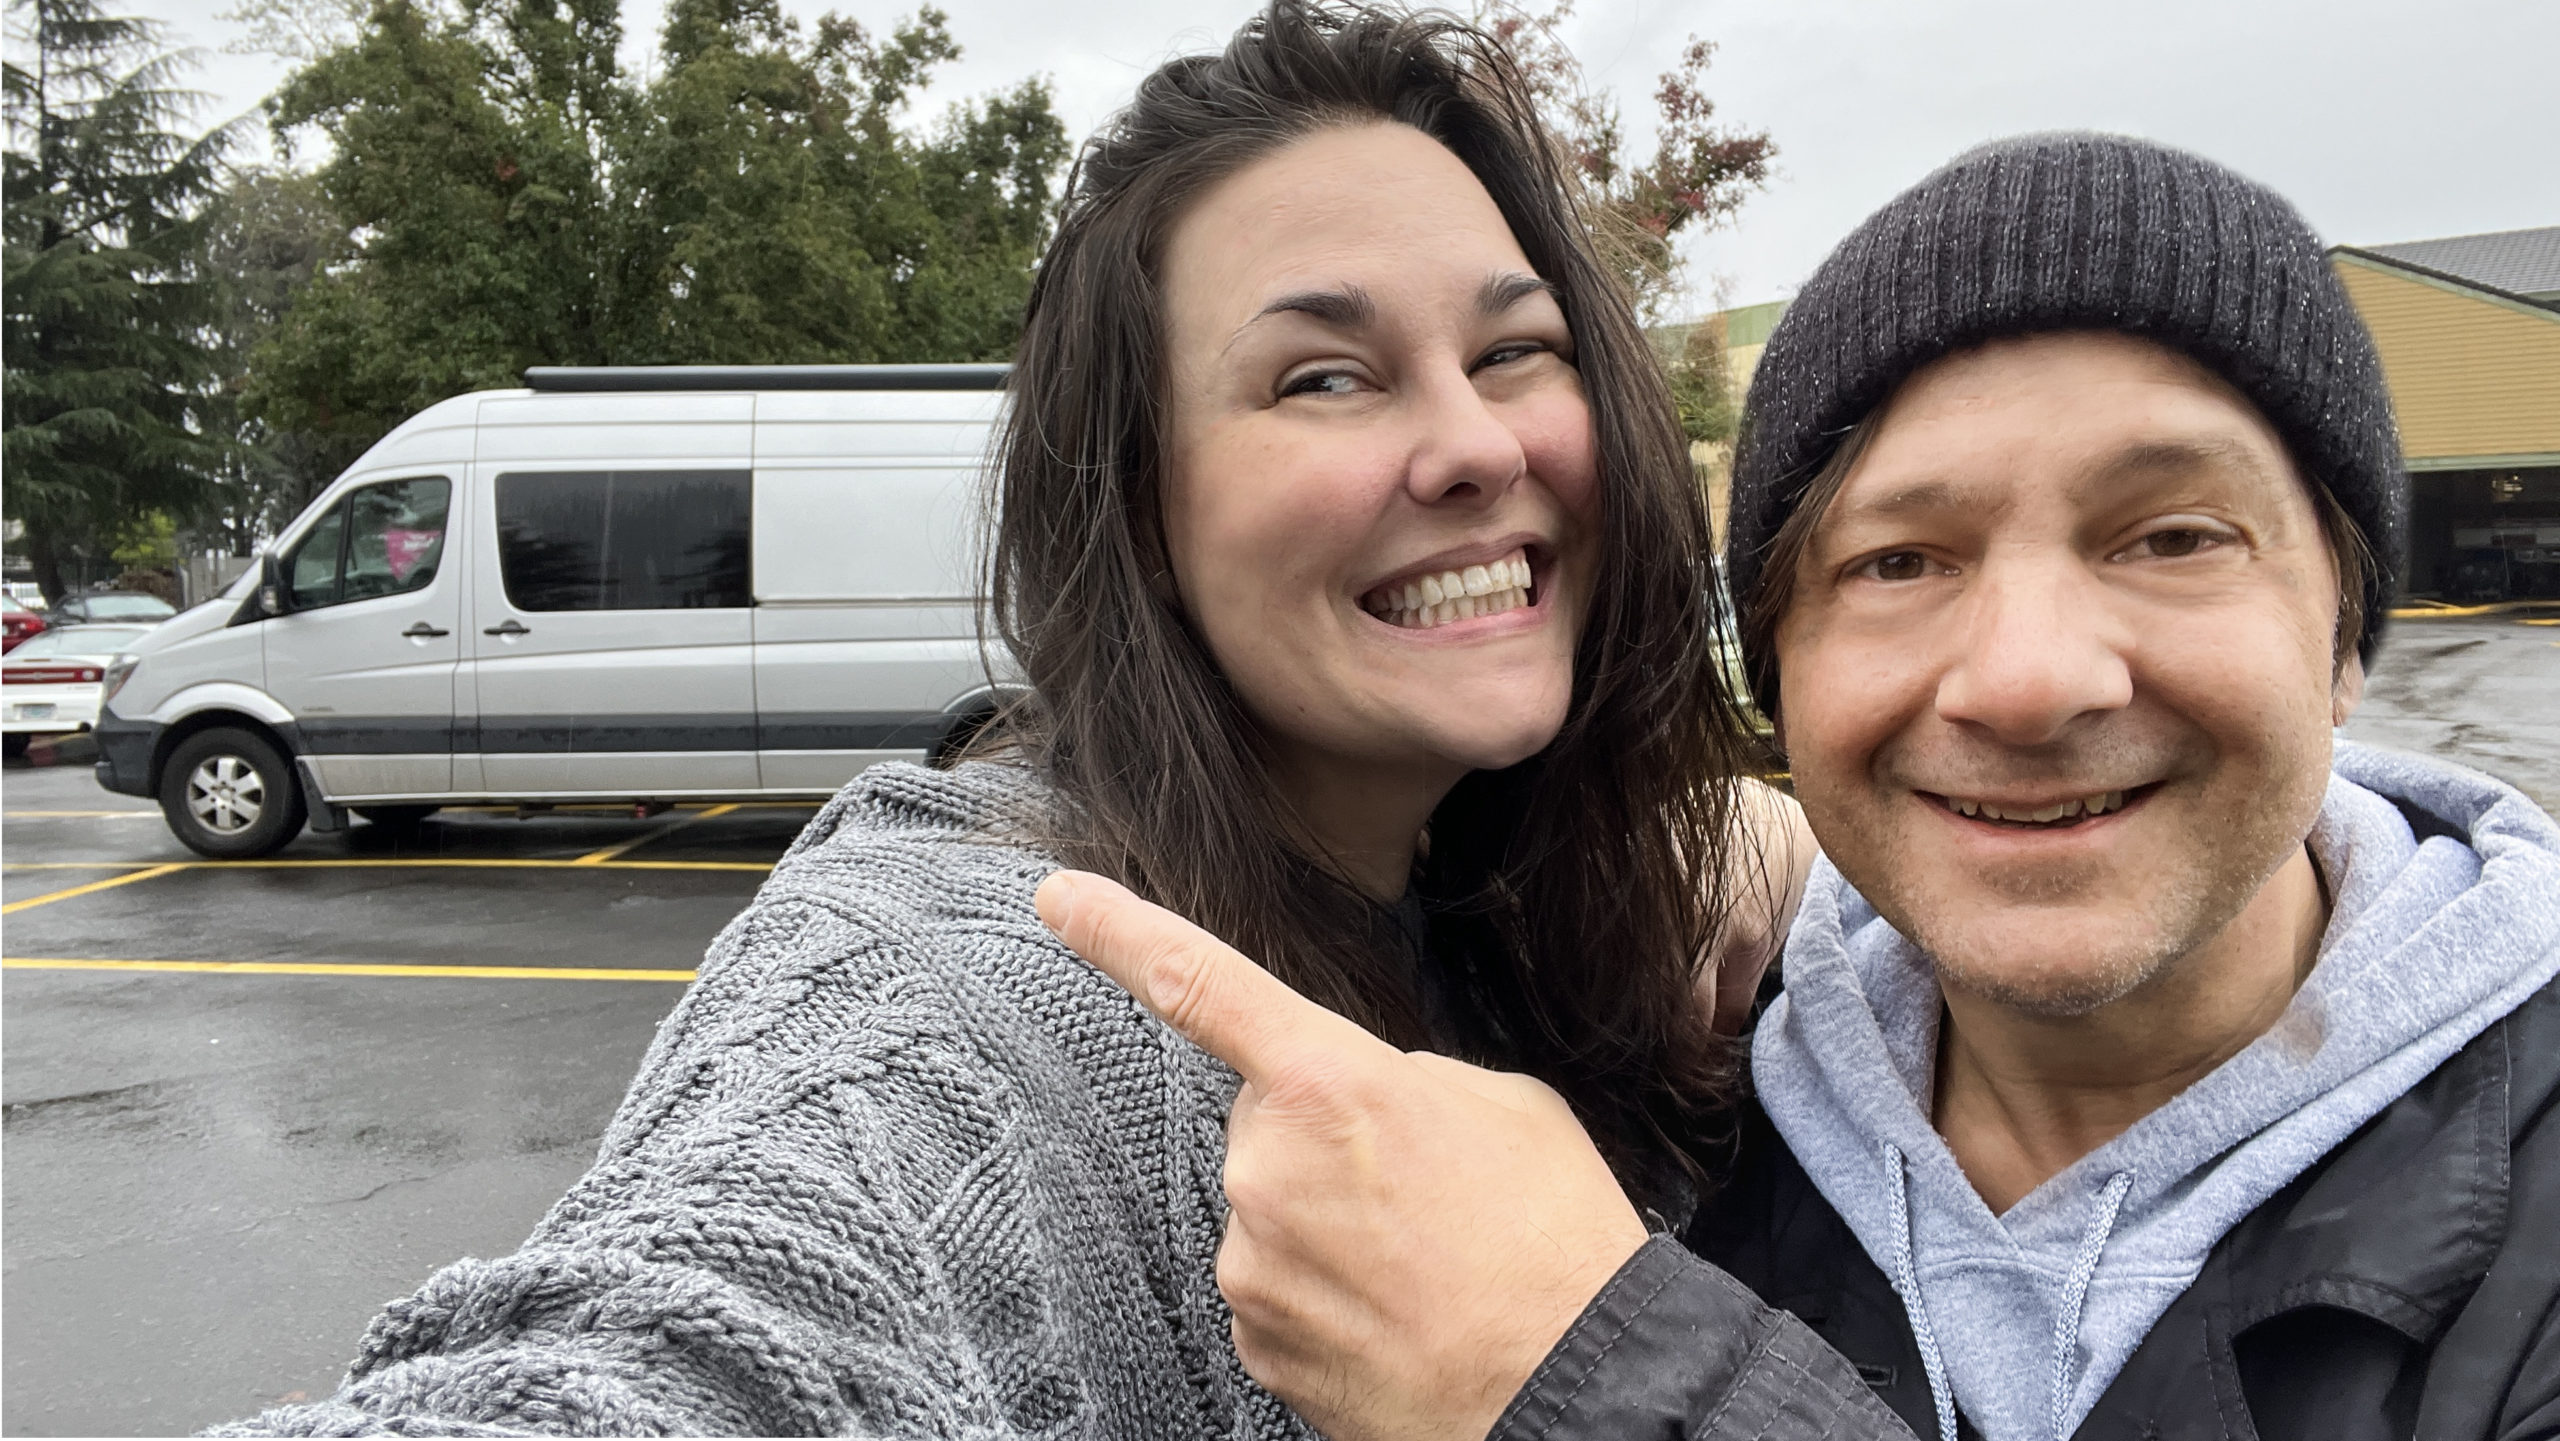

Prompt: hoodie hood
[1752,743,2560,1441]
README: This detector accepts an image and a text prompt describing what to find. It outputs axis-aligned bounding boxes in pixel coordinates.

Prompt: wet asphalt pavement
[4,761,820,1437]
[3,611,2555,1437]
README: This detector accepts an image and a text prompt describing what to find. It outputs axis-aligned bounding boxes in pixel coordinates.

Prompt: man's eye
[1861,550,1932,582]
[2122,528,2221,560]
[1281,370,1362,398]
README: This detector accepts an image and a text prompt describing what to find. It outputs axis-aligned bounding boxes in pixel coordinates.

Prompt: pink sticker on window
[384,527,440,582]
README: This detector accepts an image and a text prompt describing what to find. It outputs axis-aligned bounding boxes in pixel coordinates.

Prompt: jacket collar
[2206,996,2511,1343]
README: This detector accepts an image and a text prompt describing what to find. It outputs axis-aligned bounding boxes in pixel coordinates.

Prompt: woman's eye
[1474,342,1547,371]
[1280,370,1363,398]
[1860,550,1933,582]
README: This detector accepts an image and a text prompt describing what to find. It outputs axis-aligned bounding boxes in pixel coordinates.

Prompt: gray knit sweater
[213,761,1311,1439]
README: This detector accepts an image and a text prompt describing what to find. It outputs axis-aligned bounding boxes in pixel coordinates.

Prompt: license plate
[11,703,55,720]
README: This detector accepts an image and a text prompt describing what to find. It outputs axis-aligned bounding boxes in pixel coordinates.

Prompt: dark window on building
[495,470,752,611]
[285,477,451,611]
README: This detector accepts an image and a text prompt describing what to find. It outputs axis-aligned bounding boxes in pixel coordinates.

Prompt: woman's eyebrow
[1228,272,1554,351]
[1243,284,1378,335]
[1478,270,1558,315]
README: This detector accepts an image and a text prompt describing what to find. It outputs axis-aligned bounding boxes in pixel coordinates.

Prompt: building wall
[2331,255,2560,466]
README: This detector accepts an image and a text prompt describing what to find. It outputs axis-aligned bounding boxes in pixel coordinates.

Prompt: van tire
[159,727,307,858]
[2,733,27,759]
[355,804,441,831]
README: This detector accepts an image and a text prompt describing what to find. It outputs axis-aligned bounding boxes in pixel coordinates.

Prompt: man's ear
[2331,653,2366,727]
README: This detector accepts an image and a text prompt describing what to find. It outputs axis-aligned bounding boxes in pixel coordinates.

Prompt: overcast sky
[114,0,2560,317]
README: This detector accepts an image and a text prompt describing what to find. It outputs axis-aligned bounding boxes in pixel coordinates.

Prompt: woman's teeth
[1944,790,2129,826]
[1361,553,1534,630]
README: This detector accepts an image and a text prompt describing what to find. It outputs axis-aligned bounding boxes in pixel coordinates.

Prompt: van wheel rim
[186,755,266,834]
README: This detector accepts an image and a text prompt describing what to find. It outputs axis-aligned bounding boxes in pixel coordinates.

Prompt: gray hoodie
[1753,742,2560,1441]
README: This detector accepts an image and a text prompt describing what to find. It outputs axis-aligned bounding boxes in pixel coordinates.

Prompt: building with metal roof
[2364,226,2560,303]
[2331,228,2560,601]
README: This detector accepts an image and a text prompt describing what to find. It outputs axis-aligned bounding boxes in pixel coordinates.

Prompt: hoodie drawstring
[2047,1170,2133,1441]
[1882,1142,1959,1441]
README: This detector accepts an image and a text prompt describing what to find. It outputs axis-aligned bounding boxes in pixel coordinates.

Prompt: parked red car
[1,594,47,653]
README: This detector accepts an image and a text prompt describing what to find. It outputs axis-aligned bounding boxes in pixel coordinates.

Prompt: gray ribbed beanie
[1724,132,2405,710]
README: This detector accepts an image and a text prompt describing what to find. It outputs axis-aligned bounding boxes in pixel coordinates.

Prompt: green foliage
[197,164,368,549]
[1663,313,1737,448]
[107,504,175,565]
[247,0,1070,446]
[2,0,237,598]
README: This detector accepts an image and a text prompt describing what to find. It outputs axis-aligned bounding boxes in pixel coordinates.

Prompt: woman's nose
[1933,558,2134,744]
[1403,370,1528,506]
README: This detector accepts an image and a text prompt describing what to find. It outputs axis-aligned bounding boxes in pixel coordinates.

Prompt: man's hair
[973,0,1757,1202]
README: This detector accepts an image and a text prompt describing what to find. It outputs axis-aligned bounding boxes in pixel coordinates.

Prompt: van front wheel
[160,727,307,858]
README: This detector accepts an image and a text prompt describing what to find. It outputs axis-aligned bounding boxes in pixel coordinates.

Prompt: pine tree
[3,0,236,600]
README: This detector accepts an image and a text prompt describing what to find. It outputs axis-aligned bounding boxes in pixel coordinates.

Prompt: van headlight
[102,654,139,704]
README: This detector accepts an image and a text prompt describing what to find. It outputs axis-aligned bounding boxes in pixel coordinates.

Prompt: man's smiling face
[1773,332,2361,1016]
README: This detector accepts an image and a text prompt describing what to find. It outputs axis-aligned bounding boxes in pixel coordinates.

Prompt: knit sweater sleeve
[207,766,1264,1439]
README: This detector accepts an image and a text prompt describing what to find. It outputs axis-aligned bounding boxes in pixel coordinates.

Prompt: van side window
[495,470,752,611]
[285,478,451,611]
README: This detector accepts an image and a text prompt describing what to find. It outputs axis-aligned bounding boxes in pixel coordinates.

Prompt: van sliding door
[465,394,757,797]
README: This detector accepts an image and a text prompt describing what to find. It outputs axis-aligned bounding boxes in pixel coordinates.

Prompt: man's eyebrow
[1478,271,1559,315]
[1838,478,1994,519]
[2083,436,2278,488]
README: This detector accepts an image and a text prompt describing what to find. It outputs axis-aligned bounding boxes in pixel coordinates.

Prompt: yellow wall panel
[2333,258,2560,463]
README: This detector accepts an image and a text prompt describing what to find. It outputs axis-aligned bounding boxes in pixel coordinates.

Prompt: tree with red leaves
[1476,0,1772,321]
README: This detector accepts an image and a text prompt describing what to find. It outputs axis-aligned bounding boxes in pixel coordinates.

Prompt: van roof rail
[522,364,1010,393]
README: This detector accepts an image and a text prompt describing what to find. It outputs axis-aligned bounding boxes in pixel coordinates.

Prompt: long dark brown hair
[975,0,1758,1206]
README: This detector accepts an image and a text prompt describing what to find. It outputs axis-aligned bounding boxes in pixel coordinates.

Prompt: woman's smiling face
[1158,122,1601,807]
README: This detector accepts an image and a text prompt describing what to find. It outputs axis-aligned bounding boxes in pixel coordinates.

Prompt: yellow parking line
[183,857,775,872]
[573,803,743,864]
[3,957,695,982]
[1,863,190,915]
[3,857,775,891]
[12,857,771,872]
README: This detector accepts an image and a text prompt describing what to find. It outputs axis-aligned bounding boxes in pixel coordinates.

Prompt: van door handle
[403,622,450,638]
[483,619,530,637]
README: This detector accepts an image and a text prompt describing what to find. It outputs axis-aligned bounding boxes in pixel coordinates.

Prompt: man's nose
[1933,557,2134,744]
[1404,370,1527,506]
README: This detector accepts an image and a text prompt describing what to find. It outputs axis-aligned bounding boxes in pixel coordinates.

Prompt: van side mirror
[259,553,291,618]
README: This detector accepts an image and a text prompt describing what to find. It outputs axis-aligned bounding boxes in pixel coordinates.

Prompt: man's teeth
[1362,552,1534,630]
[1947,790,2128,824]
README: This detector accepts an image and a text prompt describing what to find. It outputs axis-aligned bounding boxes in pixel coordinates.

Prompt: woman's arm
[207,873,1230,1439]
[1703,779,1820,1033]
[1040,872,1913,1441]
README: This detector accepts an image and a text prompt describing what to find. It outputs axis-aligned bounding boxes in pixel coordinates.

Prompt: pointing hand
[1036,870,1648,1441]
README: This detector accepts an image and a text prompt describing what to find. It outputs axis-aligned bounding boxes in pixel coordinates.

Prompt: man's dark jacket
[1488,974,2560,1441]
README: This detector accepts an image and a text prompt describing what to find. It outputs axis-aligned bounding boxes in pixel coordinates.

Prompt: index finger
[1035,870,1387,1087]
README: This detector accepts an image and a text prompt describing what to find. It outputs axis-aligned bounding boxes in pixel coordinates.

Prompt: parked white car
[95,365,1019,857]
[5,624,158,757]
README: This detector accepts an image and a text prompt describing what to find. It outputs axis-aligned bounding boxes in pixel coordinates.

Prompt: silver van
[94,365,1015,857]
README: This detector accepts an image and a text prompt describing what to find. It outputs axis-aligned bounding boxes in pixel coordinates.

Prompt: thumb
[1036,870,1384,1088]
